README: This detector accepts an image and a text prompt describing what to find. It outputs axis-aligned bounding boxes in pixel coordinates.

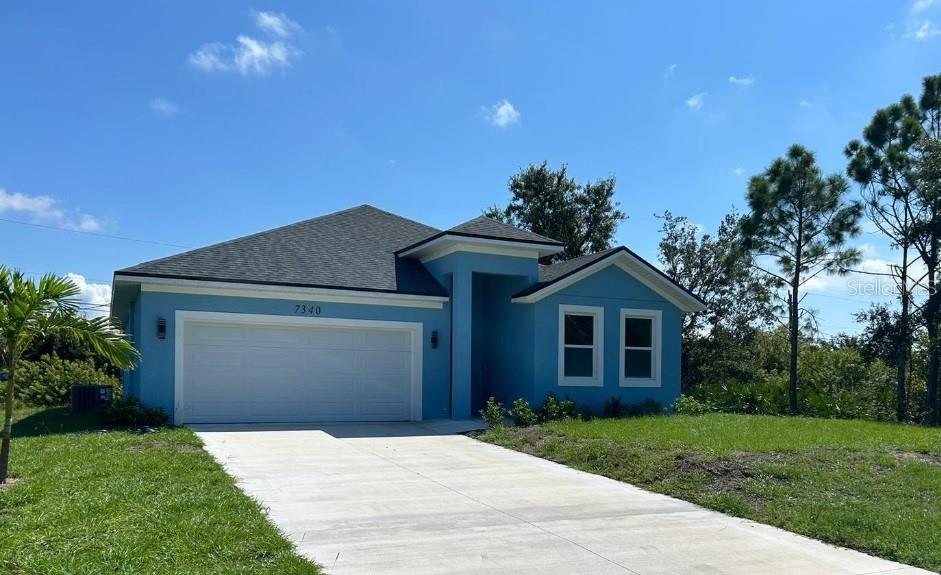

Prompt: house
[111,205,705,424]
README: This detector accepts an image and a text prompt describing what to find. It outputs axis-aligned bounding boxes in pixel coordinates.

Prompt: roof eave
[396,232,564,259]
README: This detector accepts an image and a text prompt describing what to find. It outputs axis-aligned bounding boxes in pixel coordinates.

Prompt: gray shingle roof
[116,205,448,297]
[448,216,562,245]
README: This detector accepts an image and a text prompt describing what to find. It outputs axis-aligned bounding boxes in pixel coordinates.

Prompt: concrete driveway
[196,422,930,575]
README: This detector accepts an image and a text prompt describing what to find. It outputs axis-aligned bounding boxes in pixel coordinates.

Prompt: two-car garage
[174,311,423,425]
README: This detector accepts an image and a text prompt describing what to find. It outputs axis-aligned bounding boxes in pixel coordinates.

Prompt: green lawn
[481,414,941,572]
[0,407,320,575]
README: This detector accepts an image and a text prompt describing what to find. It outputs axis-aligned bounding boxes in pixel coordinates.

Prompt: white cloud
[912,0,938,13]
[481,99,520,128]
[728,75,755,86]
[663,63,677,79]
[149,97,179,116]
[66,273,111,318]
[685,92,707,111]
[188,12,303,76]
[904,20,941,40]
[254,11,301,38]
[0,187,102,231]
[799,99,813,108]
[733,167,746,177]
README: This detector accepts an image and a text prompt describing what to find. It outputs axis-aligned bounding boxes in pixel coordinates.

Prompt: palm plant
[0,267,139,483]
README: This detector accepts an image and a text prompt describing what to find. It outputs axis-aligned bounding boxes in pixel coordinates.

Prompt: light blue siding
[531,265,683,414]
[129,290,451,419]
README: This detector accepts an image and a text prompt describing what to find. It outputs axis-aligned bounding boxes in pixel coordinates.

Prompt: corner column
[450,267,473,419]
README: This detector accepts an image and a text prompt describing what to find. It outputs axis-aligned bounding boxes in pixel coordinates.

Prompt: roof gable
[512,247,706,312]
[116,205,448,297]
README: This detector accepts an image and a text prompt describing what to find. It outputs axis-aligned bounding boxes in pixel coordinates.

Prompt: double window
[619,309,661,387]
[557,305,661,388]
[558,305,603,386]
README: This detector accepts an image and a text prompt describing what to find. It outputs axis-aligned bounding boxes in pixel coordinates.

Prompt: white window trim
[619,308,661,388]
[557,304,604,387]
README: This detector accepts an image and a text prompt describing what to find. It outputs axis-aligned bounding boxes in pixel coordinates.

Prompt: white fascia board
[115,274,447,309]
[399,234,563,261]
[511,252,705,313]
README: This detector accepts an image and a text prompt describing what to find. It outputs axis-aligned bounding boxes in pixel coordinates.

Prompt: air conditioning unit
[70,385,115,414]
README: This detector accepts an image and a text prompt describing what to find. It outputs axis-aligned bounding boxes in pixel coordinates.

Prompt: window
[620,308,661,387]
[558,305,603,386]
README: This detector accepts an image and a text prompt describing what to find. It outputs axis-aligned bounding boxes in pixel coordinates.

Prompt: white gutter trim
[114,274,448,309]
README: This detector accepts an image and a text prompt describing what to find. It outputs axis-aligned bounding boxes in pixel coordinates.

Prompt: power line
[0,217,191,249]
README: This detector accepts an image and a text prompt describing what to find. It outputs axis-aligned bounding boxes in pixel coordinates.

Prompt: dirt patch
[890,450,941,466]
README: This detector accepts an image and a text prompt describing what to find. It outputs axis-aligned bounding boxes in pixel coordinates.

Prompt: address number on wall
[294,304,322,315]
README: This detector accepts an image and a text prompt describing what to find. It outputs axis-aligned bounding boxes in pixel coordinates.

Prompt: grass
[0,407,320,575]
[480,413,941,572]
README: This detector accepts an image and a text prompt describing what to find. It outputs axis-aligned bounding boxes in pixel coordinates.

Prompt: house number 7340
[294,304,322,315]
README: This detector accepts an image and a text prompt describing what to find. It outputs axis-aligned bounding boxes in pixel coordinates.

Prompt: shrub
[603,396,624,418]
[624,398,664,417]
[16,354,121,407]
[539,393,579,422]
[672,394,712,415]
[479,396,506,429]
[508,398,538,427]
[99,396,168,428]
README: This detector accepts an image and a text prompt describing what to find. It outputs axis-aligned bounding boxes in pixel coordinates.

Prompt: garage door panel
[361,351,410,372]
[181,318,417,423]
[361,331,410,351]
[304,349,358,373]
[188,323,248,344]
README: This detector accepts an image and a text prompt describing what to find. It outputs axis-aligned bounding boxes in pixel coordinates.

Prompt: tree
[486,162,626,261]
[657,210,775,389]
[846,91,925,422]
[0,268,139,483]
[846,74,941,424]
[742,145,863,415]
[914,137,941,423]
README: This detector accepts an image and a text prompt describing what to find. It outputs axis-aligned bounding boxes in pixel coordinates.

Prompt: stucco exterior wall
[531,265,683,414]
[128,290,451,420]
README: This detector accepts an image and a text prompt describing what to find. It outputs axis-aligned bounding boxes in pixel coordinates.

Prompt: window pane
[625,349,652,378]
[564,347,594,377]
[624,317,652,348]
[564,314,594,346]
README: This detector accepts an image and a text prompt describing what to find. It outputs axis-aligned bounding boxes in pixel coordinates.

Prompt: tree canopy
[485,161,626,261]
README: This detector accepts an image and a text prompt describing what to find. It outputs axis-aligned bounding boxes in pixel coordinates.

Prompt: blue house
[111,205,704,424]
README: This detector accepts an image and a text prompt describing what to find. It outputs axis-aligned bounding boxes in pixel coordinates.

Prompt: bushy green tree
[16,354,120,407]
[485,162,626,261]
[657,210,775,390]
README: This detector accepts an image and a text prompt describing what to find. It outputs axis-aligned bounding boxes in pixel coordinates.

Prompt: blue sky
[2,1,940,332]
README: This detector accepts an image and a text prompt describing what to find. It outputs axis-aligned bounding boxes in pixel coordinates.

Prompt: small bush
[539,393,579,422]
[100,396,168,428]
[479,396,506,429]
[624,398,664,417]
[508,398,538,427]
[672,394,712,415]
[16,354,121,407]
[603,396,624,418]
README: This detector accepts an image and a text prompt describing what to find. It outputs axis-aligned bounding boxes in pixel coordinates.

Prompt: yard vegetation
[481,414,941,572]
[0,408,320,575]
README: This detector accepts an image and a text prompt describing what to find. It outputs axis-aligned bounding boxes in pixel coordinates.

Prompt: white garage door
[176,313,420,424]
